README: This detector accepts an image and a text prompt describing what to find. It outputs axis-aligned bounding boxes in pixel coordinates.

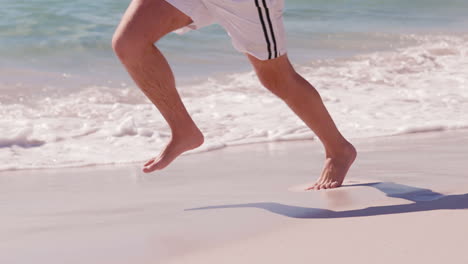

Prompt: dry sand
[1,130,467,264]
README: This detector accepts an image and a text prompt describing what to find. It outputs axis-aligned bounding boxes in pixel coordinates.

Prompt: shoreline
[2,127,468,173]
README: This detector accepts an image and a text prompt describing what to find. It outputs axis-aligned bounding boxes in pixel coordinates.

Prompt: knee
[112,30,137,62]
[112,30,144,62]
[112,29,158,62]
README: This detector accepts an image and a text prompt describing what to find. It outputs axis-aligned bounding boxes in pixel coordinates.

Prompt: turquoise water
[1,0,467,83]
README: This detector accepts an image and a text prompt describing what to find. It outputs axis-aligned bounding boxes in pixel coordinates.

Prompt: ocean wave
[1,34,467,171]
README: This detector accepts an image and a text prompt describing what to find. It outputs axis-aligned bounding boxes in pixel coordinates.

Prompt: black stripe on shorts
[254,0,278,59]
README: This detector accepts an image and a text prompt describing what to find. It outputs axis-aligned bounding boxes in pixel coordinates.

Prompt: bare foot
[306,142,357,190]
[142,127,204,173]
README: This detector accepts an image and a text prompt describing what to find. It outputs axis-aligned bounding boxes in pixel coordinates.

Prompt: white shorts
[164,0,287,60]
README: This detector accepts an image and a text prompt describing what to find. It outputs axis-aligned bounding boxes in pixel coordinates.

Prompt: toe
[144,158,155,167]
[144,165,159,173]
[143,159,161,173]
[306,182,319,191]
[330,181,340,189]
[327,179,337,189]
[144,155,174,173]
[319,180,331,190]
[142,164,154,173]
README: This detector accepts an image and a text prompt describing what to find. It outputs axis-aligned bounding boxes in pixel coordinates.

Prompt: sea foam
[1,34,467,171]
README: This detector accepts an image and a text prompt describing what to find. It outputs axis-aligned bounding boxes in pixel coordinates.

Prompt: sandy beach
[1,130,467,264]
[2,1,468,263]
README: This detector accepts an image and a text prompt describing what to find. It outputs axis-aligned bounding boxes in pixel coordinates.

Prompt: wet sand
[1,130,467,264]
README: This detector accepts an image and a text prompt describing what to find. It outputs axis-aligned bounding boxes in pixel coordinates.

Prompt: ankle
[325,141,355,159]
[171,124,203,141]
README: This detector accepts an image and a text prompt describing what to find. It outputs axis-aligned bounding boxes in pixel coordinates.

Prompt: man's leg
[247,54,357,190]
[112,0,204,173]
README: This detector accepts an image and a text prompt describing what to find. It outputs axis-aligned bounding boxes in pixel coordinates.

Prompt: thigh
[115,0,193,43]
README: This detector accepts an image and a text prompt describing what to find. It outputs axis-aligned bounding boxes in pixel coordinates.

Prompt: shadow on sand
[185,182,468,219]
